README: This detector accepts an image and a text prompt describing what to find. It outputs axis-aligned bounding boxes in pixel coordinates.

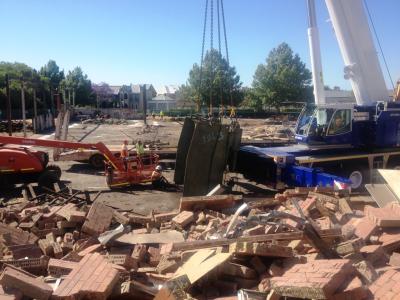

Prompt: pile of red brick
[1,187,400,299]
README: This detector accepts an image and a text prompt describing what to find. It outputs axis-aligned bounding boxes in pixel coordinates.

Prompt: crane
[237,0,400,191]
[0,135,159,188]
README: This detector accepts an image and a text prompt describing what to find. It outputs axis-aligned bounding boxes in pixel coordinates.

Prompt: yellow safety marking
[109,182,130,187]
[104,155,118,169]
[21,168,35,171]
[0,169,14,173]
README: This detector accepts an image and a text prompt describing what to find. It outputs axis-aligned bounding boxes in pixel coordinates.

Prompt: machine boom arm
[0,136,125,171]
[325,0,389,106]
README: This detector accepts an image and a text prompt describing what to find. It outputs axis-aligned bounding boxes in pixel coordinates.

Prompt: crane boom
[0,136,125,171]
[325,0,389,106]
[307,0,326,106]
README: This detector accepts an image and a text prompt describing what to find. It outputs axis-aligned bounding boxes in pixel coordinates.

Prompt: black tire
[38,165,61,188]
[345,169,368,192]
[45,165,62,179]
[89,154,105,169]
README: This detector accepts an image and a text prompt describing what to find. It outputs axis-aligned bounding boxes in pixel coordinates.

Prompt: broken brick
[81,202,113,236]
[48,258,78,277]
[172,211,194,229]
[230,242,293,258]
[0,267,53,300]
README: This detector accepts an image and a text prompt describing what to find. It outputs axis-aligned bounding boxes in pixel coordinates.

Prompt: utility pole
[5,74,12,136]
[143,85,147,125]
[21,79,27,137]
[33,89,38,133]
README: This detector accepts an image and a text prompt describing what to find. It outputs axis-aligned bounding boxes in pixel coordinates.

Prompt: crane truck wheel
[89,154,105,169]
[348,170,364,191]
[38,165,62,188]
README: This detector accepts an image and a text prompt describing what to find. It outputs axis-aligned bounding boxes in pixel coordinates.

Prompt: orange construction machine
[0,136,159,188]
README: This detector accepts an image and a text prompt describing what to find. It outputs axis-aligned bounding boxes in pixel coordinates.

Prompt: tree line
[180,42,314,112]
[0,60,94,116]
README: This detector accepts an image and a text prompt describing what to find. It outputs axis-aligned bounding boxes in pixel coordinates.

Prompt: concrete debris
[1,186,400,299]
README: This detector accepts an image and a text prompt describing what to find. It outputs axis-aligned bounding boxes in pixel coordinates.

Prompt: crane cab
[295,105,353,147]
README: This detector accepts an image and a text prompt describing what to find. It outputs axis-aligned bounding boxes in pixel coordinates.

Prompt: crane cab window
[327,109,352,135]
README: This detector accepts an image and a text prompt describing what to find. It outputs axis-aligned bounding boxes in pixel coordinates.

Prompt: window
[327,109,352,135]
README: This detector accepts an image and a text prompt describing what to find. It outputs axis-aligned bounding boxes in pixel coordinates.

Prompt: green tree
[252,43,312,112]
[240,87,263,112]
[61,67,94,106]
[181,49,243,111]
[0,62,38,113]
[39,60,64,89]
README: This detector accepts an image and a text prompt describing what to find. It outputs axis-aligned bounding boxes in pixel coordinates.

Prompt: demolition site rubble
[0,185,398,299]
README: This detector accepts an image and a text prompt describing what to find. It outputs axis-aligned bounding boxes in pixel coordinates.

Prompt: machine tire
[89,154,105,169]
[38,165,61,188]
[347,169,366,191]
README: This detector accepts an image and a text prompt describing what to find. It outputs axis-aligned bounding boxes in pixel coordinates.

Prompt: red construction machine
[0,136,159,188]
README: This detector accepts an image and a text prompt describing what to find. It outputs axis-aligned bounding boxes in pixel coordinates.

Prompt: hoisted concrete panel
[176,118,242,197]
[174,118,195,185]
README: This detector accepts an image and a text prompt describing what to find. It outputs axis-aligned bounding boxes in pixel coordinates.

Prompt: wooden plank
[375,169,400,201]
[170,232,304,252]
[179,194,242,212]
[27,184,37,199]
[116,230,185,245]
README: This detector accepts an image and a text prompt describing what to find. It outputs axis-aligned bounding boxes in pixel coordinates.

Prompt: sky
[1,0,399,90]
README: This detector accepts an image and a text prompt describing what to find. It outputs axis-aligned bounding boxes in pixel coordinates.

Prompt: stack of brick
[270,259,356,299]
[52,253,120,300]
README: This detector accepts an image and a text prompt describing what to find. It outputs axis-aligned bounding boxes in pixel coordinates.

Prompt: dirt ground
[1,117,293,214]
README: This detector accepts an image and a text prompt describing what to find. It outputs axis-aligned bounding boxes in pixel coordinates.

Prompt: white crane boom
[307,0,326,106]
[325,0,389,106]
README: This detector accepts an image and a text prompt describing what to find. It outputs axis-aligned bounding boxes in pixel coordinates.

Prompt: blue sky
[1,0,399,90]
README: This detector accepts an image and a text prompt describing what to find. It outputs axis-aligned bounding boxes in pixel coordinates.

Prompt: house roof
[131,84,154,94]
[152,94,175,101]
[109,86,121,95]
[155,84,179,95]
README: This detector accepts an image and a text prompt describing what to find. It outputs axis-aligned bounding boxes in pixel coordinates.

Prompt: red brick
[52,253,119,300]
[0,267,53,300]
[48,258,79,277]
[365,205,400,227]
[5,244,42,259]
[106,254,136,269]
[172,211,194,228]
[229,242,293,258]
[0,223,38,245]
[148,246,161,267]
[354,217,377,240]
[81,202,113,236]
[154,212,179,223]
[77,243,102,257]
[379,232,400,252]
[389,252,400,267]
[270,259,355,299]
[55,203,86,223]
